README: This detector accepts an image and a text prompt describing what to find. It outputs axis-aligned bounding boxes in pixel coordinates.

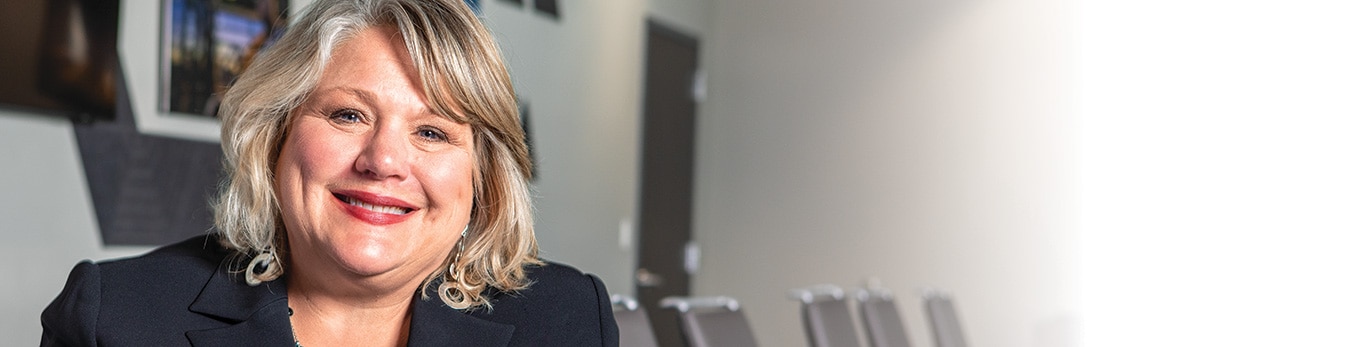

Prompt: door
[636,19,700,347]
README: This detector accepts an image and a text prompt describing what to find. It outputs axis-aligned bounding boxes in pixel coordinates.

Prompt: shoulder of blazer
[95,234,230,278]
[466,261,620,346]
[40,234,246,346]
[41,260,101,346]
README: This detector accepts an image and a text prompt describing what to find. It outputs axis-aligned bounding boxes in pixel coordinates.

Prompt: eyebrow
[314,86,382,110]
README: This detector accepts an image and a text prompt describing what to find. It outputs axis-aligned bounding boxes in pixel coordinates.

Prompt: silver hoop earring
[245,248,282,286]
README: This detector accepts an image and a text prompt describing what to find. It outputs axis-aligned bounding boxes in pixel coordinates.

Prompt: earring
[459,225,468,252]
[449,225,470,279]
[246,248,282,286]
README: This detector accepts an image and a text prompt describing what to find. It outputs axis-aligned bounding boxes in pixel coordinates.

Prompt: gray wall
[693,0,1075,346]
[481,0,712,299]
[481,0,647,300]
[0,112,152,343]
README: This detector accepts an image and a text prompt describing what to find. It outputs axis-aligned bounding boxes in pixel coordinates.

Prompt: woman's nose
[354,127,411,181]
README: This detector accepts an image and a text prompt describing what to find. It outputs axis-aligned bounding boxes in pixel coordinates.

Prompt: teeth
[344,196,410,215]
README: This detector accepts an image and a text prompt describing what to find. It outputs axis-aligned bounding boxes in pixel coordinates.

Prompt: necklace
[289,307,302,347]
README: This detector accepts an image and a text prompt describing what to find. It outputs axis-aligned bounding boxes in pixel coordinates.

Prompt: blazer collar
[183,257,514,346]
[408,290,516,346]
[185,258,293,346]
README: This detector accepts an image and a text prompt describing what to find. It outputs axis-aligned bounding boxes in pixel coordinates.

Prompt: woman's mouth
[331,190,418,225]
[336,193,413,215]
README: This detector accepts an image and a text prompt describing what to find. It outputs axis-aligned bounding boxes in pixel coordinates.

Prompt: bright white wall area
[1077,1,1366,346]
[694,0,1075,346]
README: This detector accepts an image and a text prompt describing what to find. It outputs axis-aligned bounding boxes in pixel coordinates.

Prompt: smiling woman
[39,0,618,346]
[274,27,478,290]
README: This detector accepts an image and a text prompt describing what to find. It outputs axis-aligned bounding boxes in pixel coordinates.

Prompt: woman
[40,0,618,345]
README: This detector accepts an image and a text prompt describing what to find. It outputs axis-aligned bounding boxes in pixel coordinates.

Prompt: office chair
[612,294,660,347]
[660,296,759,347]
[855,288,914,347]
[789,284,863,347]
[923,289,968,347]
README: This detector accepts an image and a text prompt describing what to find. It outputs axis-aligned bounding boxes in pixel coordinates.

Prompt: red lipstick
[332,190,418,226]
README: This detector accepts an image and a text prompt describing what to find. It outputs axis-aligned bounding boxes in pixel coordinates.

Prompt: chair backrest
[856,289,914,347]
[661,296,759,347]
[612,294,660,347]
[923,291,968,347]
[790,284,863,347]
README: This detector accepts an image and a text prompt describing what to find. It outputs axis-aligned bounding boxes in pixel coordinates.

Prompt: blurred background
[2,0,1363,346]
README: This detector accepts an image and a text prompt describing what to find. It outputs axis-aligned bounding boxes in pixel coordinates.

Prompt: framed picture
[160,0,287,117]
[0,0,121,122]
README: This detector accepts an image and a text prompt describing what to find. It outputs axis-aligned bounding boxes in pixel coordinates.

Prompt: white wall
[693,0,1075,347]
[1077,1,1366,346]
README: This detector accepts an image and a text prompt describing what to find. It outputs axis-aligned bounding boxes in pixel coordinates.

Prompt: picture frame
[160,0,288,118]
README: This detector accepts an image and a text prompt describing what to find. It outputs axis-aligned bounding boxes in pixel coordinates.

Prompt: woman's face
[275,26,473,284]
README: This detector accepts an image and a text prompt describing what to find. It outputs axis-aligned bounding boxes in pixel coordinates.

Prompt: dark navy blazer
[40,235,619,346]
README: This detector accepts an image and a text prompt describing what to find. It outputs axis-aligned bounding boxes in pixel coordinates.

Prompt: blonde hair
[213,0,538,310]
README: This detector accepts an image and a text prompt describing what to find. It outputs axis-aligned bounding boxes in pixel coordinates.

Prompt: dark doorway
[636,19,700,347]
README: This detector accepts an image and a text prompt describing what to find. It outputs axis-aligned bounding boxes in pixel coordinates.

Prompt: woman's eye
[328,109,363,123]
[417,127,449,142]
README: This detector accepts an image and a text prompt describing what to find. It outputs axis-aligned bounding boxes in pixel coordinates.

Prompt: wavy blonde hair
[213,0,539,310]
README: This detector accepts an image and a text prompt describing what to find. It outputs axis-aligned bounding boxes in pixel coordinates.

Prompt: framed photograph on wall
[160,0,287,117]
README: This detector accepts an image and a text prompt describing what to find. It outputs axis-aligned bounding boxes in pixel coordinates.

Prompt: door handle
[635,268,664,287]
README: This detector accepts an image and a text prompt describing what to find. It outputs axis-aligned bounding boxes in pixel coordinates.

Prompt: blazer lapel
[407,291,515,346]
[179,257,514,346]
[184,259,294,347]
